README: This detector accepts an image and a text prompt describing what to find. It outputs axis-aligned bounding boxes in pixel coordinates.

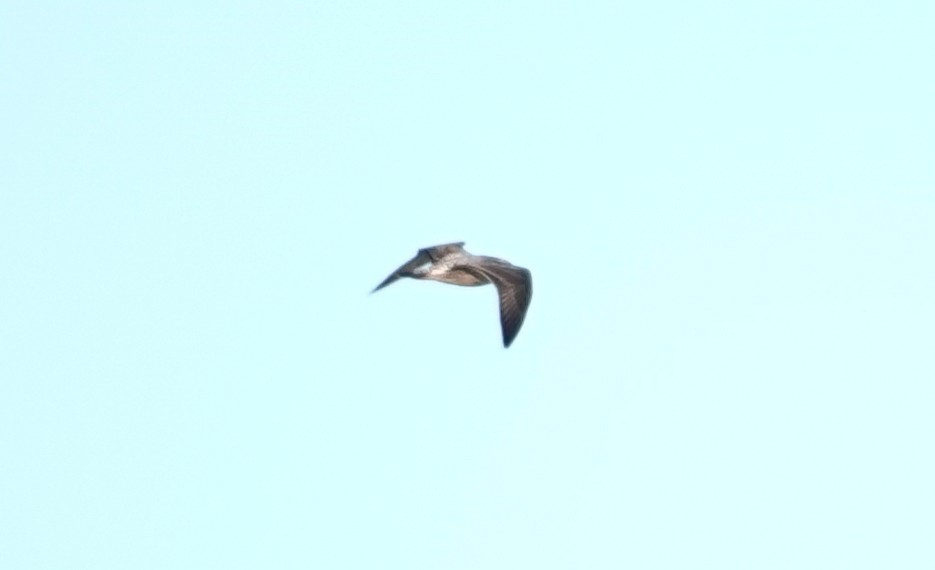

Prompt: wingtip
[371,274,399,293]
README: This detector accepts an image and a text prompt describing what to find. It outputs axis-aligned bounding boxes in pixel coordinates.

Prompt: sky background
[2,1,933,568]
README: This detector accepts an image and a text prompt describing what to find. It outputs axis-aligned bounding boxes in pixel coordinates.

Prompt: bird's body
[372,242,533,347]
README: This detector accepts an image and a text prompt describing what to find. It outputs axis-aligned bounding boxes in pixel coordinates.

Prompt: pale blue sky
[2,1,933,568]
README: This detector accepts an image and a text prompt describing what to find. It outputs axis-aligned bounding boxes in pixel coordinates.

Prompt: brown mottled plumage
[372,242,533,348]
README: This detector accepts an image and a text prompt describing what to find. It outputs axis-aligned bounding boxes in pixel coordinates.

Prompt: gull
[372,242,533,347]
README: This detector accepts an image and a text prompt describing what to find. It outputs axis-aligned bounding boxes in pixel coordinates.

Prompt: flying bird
[372,242,532,347]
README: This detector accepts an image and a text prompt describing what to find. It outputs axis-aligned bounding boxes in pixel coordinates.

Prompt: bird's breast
[426,266,489,286]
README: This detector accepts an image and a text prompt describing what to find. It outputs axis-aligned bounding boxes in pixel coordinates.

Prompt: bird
[372,242,533,347]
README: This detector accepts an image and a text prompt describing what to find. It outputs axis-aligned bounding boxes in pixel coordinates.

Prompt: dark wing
[457,258,532,347]
[372,242,466,293]
[420,241,466,262]
[371,250,431,292]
